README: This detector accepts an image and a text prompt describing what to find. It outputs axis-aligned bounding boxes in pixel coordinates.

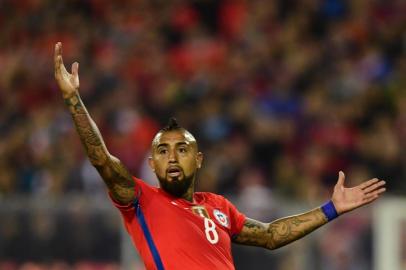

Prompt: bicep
[232,218,270,248]
[95,155,136,204]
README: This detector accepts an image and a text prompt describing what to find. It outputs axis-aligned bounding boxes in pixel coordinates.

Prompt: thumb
[71,62,79,76]
[336,171,345,188]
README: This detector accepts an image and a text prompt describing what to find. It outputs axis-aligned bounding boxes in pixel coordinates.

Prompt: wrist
[321,200,339,222]
[62,89,79,99]
[64,92,80,106]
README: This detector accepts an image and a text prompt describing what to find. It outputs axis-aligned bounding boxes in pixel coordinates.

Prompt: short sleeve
[224,198,246,236]
[108,177,149,221]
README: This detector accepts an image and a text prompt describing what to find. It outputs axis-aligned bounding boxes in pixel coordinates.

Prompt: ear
[148,157,155,172]
[196,152,203,169]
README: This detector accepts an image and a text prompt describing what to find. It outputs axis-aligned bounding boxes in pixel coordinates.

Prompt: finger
[362,194,380,205]
[54,42,65,67]
[71,62,79,77]
[359,178,379,190]
[363,187,386,200]
[363,180,386,194]
[363,187,385,202]
[373,187,386,196]
[335,171,345,188]
[54,42,61,77]
[71,62,80,88]
[54,42,61,66]
[54,42,68,77]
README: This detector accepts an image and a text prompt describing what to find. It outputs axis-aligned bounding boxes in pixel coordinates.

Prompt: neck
[181,184,195,202]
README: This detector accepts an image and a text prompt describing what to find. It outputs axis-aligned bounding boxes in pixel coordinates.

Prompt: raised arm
[54,42,135,204]
[233,172,386,249]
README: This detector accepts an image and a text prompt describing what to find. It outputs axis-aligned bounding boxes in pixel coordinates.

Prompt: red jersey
[110,177,246,270]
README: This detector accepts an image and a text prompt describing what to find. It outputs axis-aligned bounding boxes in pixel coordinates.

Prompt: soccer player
[54,42,386,270]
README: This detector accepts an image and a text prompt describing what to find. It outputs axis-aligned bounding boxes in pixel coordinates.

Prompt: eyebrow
[156,142,189,148]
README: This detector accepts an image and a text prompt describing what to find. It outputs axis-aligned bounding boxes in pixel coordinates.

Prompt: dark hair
[161,117,182,132]
[154,117,198,148]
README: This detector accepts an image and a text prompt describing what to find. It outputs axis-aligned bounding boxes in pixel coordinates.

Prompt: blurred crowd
[0,0,405,269]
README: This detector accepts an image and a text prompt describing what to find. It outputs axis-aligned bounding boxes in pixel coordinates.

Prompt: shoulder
[196,191,223,200]
[133,176,160,196]
[196,192,234,207]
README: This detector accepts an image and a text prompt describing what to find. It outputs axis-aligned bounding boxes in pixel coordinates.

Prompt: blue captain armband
[321,200,339,222]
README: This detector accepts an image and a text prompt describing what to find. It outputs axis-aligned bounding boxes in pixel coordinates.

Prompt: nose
[168,148,178,163]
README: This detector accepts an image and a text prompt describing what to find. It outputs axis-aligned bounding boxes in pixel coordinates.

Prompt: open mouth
[167,166,182,178]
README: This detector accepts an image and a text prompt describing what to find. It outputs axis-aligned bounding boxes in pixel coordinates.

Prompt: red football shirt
[110,177,246,270]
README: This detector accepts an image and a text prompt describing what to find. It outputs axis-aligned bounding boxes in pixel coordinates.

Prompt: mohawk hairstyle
[153,117,198,148]
[161,117,182,132]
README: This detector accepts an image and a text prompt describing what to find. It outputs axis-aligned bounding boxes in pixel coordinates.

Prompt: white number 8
[204,218,219,244]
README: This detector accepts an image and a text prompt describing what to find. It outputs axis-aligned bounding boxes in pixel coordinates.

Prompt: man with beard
[54,42,386,270]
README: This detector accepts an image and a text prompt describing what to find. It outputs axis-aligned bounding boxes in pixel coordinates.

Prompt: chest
[139,194,233,247]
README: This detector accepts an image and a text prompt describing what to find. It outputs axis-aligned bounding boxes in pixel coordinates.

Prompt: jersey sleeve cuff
[232,214,247,236]
[108,192,136,212]
[108,177,142,212]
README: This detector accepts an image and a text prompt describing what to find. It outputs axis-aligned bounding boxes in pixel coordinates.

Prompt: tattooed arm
[54,42,135,204]
[233,209,327,250]
[233,172,386,249]
[64,94,135,203]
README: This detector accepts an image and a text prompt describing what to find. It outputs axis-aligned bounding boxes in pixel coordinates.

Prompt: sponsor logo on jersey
[213,209,229,227]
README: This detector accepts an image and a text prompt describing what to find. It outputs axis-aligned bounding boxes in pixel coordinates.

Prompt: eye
[179,147,187,153]
[158,148,167,155]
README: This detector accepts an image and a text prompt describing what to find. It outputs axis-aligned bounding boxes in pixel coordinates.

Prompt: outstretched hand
[331,171,386,215]
[54,42,79,99]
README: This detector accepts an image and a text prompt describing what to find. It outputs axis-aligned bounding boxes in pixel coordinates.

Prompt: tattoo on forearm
[234,209,328,250]
[65,93,135,203]
[98,156,135,202]
[65,94,106,165]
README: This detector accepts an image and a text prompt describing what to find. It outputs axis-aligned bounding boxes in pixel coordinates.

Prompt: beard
[157,172,195,198]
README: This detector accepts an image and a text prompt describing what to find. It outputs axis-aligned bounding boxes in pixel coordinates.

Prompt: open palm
[331,171,386,215]
[54,42,79,98]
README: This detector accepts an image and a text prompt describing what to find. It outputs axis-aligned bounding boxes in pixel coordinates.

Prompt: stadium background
[0,0,405,269]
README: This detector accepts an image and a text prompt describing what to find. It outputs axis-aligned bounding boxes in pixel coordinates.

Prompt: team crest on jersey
[192,206,209,219]
[213,209,229,227]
